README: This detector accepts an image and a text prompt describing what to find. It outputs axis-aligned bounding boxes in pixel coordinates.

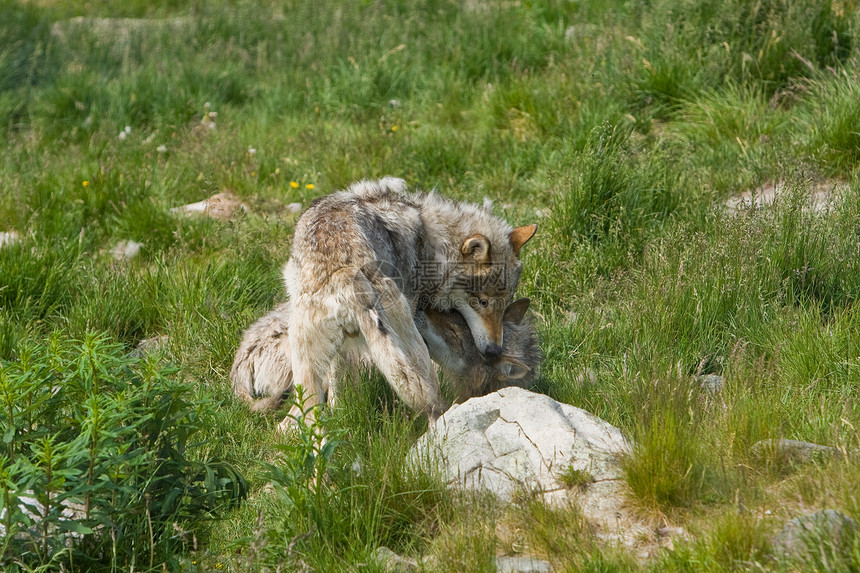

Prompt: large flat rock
[411,387,630,501]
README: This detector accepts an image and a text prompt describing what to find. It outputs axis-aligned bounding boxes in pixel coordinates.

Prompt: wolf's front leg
[357,274,448,425]
[284,300,342,431]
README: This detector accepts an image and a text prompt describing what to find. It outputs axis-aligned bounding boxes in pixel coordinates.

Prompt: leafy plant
[0,332,246,571]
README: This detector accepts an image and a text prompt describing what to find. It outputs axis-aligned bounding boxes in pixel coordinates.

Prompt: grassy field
[2,0,860,570]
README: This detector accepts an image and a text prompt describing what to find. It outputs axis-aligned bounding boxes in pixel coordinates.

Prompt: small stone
[388,99,401,108]
[0,490,87,540]
[0,231,20,249]
[171,191,249,220]
[772,510,857,560]
[110,239,142,260]
[130,335,169,358]
[724,180,847,214]
[286,202,303,214]
[496,555,553,573]
[372,546,419,572]
[698,374,724,393]
[750,439,840,464]
[410,388,651,547]
[655,526,690,550]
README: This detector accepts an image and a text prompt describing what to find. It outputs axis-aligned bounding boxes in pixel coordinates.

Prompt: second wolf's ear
[461,234,491,264]
[509,224,537,257]
[503,298,530,325]
[497,357,531,380]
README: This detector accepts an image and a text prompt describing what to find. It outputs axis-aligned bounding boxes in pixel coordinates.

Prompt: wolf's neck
[415,208,462,299]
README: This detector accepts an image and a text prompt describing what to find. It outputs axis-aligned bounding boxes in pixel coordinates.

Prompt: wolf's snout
[483,343,503,358]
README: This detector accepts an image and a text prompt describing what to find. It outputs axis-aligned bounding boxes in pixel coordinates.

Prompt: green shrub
[0,332,246,571]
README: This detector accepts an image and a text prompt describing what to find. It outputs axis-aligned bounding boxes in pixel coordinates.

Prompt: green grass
[1,0,860,570]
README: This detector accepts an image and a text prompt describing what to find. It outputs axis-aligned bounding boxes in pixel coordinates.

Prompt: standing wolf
[283,177,536,423]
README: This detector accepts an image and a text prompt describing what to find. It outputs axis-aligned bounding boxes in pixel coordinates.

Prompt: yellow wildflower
[290,181,299,189]
[82,181,89,187]
[391,125,398,132]
[306,184,315,190]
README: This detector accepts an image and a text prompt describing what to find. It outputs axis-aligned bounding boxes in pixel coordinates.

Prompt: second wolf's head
[417,298,541,402]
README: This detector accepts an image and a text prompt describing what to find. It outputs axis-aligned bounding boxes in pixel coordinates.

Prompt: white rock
[130,334,170,358]
[698,373,724,393]
[0,491,88,542]
[0,230,20,249]
[171,191,249,220]
[372,546,419,572]
[286,202,303,213]
[750,438,841,464]
[411,388,663,549]
[411,387,630,501]
[772,510,857,560]
[496,555,553,572]
[110,239,142,260]
[724,180,846,214]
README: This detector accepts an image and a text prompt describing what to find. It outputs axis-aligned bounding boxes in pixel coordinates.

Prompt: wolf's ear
[503,298,530,325]
[461,234,491,263]
[509,224,537,257]
[497,357,531,380]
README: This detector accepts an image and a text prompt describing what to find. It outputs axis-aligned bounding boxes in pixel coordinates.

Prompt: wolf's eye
[478,298,489,308]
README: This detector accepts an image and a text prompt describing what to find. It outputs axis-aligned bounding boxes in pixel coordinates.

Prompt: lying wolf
[283,177,536,423]
[231,298,541,423]
[416,297,540,401]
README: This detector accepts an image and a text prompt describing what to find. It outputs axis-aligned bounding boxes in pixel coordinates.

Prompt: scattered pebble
[0,491,87,539]
[724,181,847,214]
[110,239,142,261]
[372,546,419,572]
[698,373,724,393]
[171,191,249,220]
[130,335,170,358]
[772,509,857,560]
[0,230,20,249]
[750,438,841,464]
[496,555,553,573]
[286,202,303,214]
